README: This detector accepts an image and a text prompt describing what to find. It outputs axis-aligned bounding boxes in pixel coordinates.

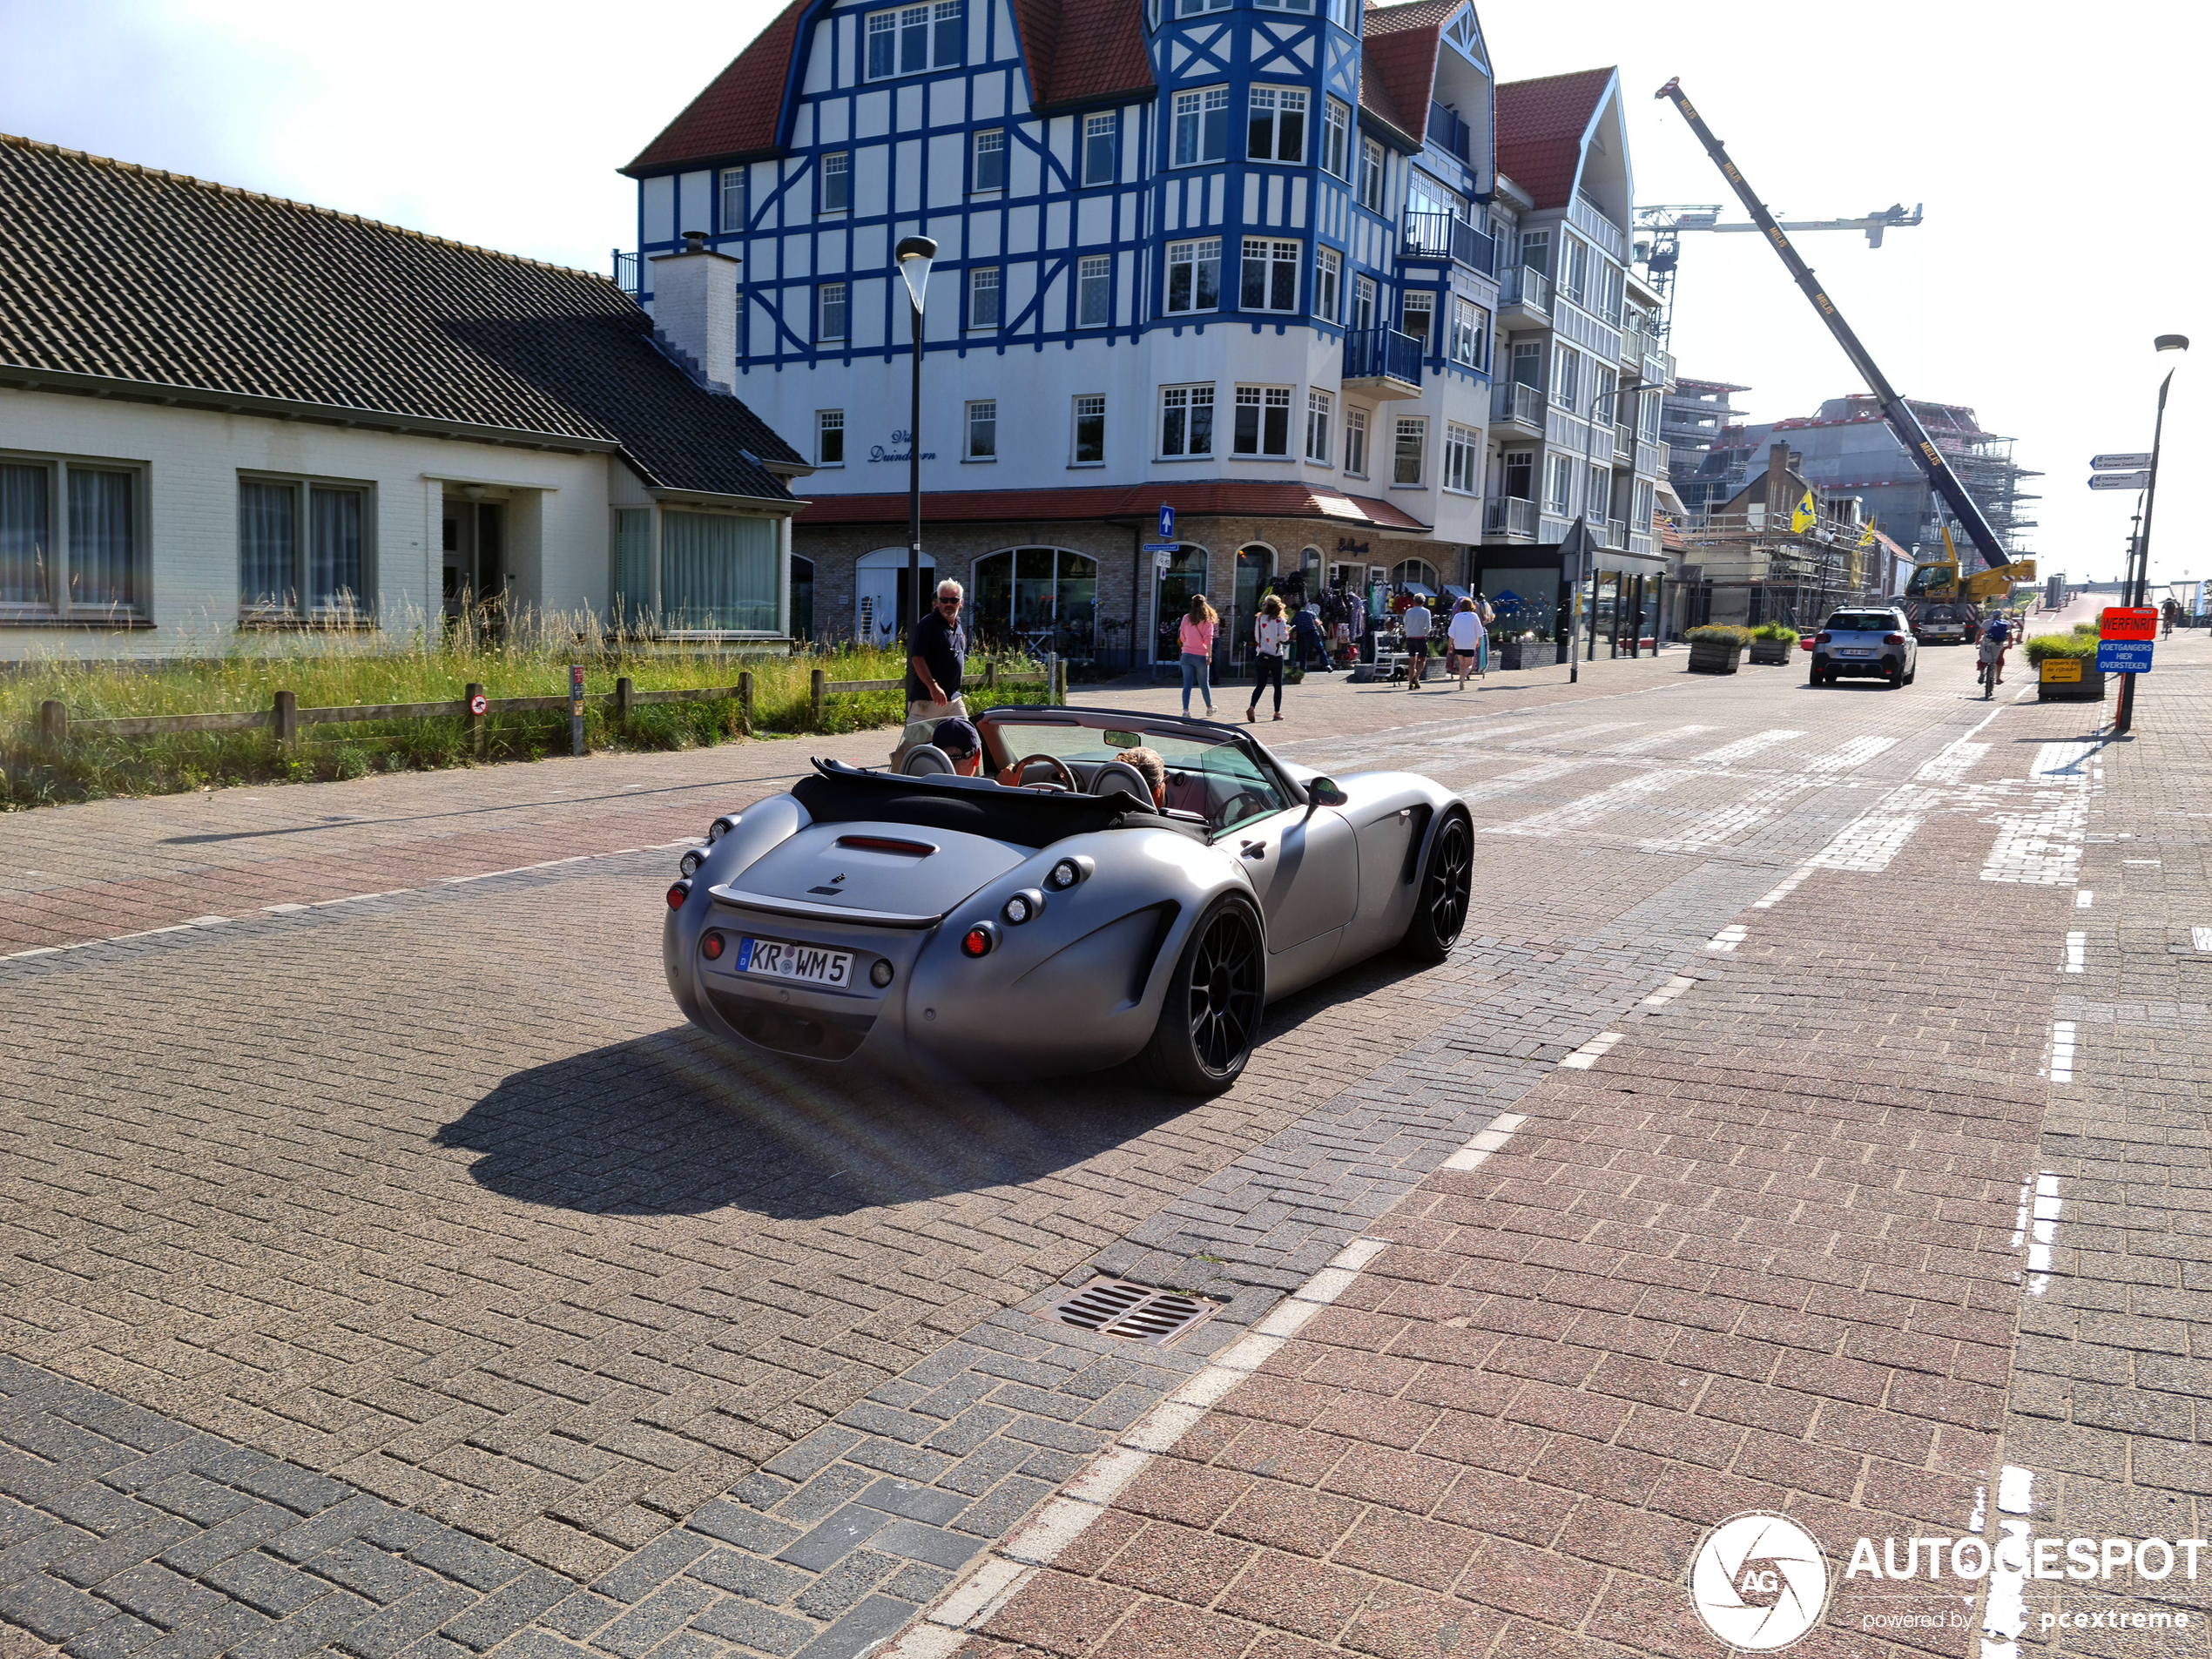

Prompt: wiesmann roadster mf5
[663,705,1471,1094]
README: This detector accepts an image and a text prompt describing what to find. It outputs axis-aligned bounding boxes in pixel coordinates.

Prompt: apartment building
[1467,68,1673,649]
[619,0,1509,668]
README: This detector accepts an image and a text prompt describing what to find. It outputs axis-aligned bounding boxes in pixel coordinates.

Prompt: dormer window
[867,0,961,79]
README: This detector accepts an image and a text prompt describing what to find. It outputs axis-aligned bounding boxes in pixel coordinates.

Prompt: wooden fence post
[984,660,998,691]
[38,699,66,748]
[811,667,826,730]
[740,671,754,737]
[273,690,298,751]
[1052,655,1067,705]
[616,676,634,725]
[465,682,485,759]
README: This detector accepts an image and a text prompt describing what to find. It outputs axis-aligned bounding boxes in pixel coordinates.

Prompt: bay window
[1233,385,1292,457]
[1164,237,1220,314]
[1173,87,1231,167]
[1240,238,1298,312]
[1160,384,1215,457]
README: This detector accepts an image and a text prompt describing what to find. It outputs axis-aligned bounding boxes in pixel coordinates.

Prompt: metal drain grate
[1043,1278,1221,1346]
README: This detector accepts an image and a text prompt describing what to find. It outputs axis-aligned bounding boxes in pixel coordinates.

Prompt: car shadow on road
[437,1024,1190,1221]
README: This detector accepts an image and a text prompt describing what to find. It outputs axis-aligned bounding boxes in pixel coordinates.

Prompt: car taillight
[1884,632,1905,645]
[1815,631,1831,644]
[667,880,691,909]
[961,924,996,958]
[701,931,725,960]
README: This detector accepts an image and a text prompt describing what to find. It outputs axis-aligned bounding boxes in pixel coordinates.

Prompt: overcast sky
[3,0,2201,586]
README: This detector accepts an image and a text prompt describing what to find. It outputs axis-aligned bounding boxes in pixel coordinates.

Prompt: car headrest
[1090,759,1154,806]
[901,745,955,776]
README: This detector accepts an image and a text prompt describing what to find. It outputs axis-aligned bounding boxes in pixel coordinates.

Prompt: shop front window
[971,546,1099,663]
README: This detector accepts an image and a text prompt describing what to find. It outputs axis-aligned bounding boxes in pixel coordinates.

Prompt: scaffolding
[1662,378,1752,524]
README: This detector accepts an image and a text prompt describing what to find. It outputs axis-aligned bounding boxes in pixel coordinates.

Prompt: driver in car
[1119,747,1169,809]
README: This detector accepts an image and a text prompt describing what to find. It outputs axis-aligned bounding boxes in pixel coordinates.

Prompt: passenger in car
[1119,747,1169,809]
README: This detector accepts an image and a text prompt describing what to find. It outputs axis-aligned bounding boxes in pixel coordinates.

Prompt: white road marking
[2044,1022,2076,1085]
[1639,974,1697,1008]
[1559,1032,1623,1069]
[1706,925,1747,952]
[2065,932,2086,974]
[1688,728,1804,765]
[2194,927,2212,953]
[1483,770,1680,838]
[1914,741,1988,786]
[1599,724,1714,755]
[884,1110,1533,1658]
[2076,890,2094,909]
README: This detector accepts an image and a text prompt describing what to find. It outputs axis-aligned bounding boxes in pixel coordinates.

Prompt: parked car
[664,705,1474,1095]
[1809,608,1919,688]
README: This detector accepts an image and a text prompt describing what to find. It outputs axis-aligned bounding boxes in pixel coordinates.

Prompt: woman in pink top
[1178,594,1217,715]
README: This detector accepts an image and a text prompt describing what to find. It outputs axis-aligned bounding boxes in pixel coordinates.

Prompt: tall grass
[1,603,1049,808]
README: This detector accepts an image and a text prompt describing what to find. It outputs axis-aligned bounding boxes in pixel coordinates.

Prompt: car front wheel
[1135,895,1265,1096]
[1400,809,1472,962]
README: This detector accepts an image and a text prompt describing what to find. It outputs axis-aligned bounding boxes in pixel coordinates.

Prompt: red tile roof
[1495,67,1613,209]
[1358,0,1454,147]
[796,482,1432,531]
[627,0,812,173]
[627,0,1154,173]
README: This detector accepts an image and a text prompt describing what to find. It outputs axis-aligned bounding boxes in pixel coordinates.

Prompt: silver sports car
[663,705,1471,1095]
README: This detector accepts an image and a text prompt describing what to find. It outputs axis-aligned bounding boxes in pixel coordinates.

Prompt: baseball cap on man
[931,718,981,759]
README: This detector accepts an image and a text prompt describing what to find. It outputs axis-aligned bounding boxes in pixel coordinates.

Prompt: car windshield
[1828,613,1895,633]
[981,714,1291,834]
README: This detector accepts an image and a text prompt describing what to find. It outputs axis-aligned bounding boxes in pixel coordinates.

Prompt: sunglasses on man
[937,595,962,608]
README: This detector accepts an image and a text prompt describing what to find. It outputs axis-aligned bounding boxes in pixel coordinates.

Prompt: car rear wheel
[1135,895,1265,1096]
[1399,809,1472,962]
[1888,664,1905,688]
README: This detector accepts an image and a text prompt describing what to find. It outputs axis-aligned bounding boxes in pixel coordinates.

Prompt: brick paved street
[6,617,2210,1659]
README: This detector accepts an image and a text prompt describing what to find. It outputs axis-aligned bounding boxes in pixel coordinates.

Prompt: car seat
[901,745,955,775]
[1089,759,1154,807]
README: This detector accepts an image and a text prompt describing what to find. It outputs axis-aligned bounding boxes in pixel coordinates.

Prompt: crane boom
[1654,78,2012,572]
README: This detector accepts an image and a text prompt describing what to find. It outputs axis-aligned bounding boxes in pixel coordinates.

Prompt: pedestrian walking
[1447,596,1485,691]
[892,578,968,769]
[1179,593,1217,716]
[1247,595,1289,722]
[1295,600,1331,672]
[1400,593,1433,689]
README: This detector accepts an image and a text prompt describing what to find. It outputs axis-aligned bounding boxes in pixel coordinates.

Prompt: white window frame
[818,282,848,343]
[1546,453,1574,514]
[1321,97,1351,179]
[1159,383,1216,458]
[1329,0,1358,30]
[1231,384,1294,458]
[1173,86,1231,167]
[1450,297,1480,368]
[968,265,1001,329]
[816,411,846,467]
[1393,417,1426,486]
[236,472,372,622]
[971,128,1006,192]
[1305,389,1333,464]
[1632,477,1656,529]
[1164,237,1221,314]
[1344,407,1368,477]
[1443,424,1479,495]
[1246,86,1308,163]
[819,151,851,214]
[1239,237,1300,314]
[966,399,997,462]
[1401,290,1433,354]
[1076,254,1111,327]
[1177,0,1229,14]
[1313,246,1341,323]
[1072,395,1106,466]
[718,169,745,234]
[867,0,962,78]
[1589,464,1610,520]
[0,452,153,622]
[1552,343,1580,409]
[1351,273,1376,333]
[1358,138,1384,212]
[1082,112,1116,186]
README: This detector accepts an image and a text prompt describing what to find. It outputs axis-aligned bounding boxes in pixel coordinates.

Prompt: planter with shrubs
[1746,623,1799,665]
[2025,628,2105,701]
[1686,624,1751,675]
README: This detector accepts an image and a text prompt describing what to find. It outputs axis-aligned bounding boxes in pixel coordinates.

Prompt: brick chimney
[650,231,739,394]
[1764,441,1792,517]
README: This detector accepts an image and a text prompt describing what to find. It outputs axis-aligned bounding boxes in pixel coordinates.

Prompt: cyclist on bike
[1977,616,2013,687]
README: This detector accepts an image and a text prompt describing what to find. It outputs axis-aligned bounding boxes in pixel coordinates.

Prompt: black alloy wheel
[1136,896,1265,1095]
[1400,809,1473,961]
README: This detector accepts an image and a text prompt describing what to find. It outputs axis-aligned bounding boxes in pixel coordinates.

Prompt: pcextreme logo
[1689,1513,1830,1651]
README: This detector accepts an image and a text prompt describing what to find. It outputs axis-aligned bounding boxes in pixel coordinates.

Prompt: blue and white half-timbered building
[622,0,1544,665]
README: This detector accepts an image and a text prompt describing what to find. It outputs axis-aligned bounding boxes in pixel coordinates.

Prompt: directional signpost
[1143,503,1179,570]
[2090,453,2154,471]
[2092,454,2158,732]
[2087,471,2152,491]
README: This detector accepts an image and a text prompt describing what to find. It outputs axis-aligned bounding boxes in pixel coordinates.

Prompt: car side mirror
[1305,776,1349,814]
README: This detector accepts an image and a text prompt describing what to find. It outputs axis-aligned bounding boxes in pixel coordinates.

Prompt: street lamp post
[894,235,938,631]
[1569,376,1649,679]
[2114,333,2187,735]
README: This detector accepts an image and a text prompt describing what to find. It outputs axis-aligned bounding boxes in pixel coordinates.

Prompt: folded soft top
[795,760,1196,850]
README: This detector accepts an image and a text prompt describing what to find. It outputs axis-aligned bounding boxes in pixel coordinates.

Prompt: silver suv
[1810,607,1919,688]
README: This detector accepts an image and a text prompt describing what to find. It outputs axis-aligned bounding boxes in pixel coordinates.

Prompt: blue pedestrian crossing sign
[1157,504,1175,542]
[2097,641,2154,675]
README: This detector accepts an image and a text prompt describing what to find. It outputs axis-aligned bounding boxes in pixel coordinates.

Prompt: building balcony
[1599,517,1629,550]
[1491,380,1543,431]
[1400,212,1496,277]
[1342,327,1423,399]
[1635,438,1666,477]
[613,249,641,295]
[1631,530,1655,558]
[1427,101,1473,164]
[1620,321,1647,367]
[1483,496,1538,539]
[1500,264,1550,325]
[1643,350,1674,389]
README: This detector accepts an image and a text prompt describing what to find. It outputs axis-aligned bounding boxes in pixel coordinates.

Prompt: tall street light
[2114,332,2187,735]
[1569,375,1648,682]
[895,235,938,628]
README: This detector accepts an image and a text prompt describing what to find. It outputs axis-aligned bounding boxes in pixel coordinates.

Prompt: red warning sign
[2101,606,2158,641]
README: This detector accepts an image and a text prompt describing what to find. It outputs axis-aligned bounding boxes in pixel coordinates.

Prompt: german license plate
[734,937,853,987]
